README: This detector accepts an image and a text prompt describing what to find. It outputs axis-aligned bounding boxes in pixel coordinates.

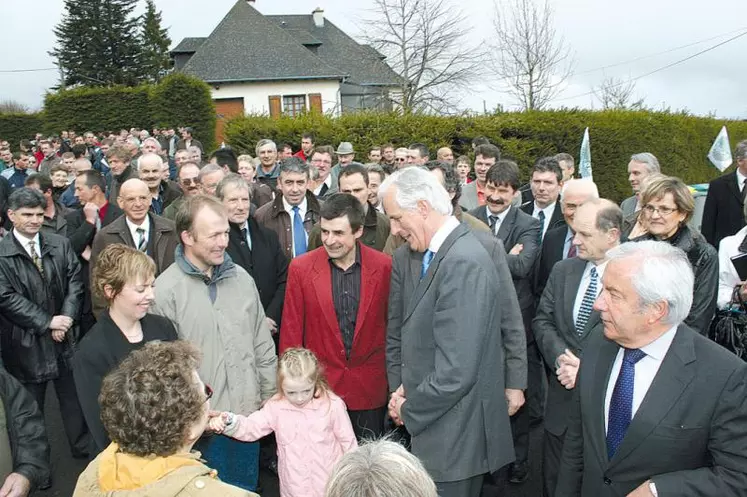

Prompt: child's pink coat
[225,392,357,497]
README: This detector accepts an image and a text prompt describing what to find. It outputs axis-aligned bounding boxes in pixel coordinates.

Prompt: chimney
[312,7,324,28]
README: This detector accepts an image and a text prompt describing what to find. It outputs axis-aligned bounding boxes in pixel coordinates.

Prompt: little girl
[208,348,357,497]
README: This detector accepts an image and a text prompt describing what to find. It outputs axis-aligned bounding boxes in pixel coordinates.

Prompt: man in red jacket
[280,193,392,440]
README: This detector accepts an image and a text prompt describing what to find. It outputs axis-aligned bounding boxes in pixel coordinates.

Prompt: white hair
[141,137,162,151]
[606,241,693,325]
[629,152,661,174]
[562,178,599,198]
[325,440,437,497]
[378,166,452,216]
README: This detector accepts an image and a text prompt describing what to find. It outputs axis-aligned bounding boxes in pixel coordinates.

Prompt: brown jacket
[254,191,322,259]
[73,451,255,497]
[90,213,179,316]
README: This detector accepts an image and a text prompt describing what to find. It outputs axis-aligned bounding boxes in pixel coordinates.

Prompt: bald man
[137,153,182,216]
[534,179,600,299]
[89,179,179,316]
[436,147,454,165]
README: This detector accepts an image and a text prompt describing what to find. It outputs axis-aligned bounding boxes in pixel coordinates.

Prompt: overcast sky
[2,0,746,118]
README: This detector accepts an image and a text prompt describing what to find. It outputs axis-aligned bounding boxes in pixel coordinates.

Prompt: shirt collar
[584,259,608,279]
[428,216,460,254]
[282,196,308,214]
[329,243,361,267]
[737,169,747,189]
[126,214,150,233]
[534,200,557,219]
[12,229,40,249]
[485,205,511,224]
[639,325,678,362]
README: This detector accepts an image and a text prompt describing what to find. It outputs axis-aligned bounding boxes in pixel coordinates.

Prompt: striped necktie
[575,266,598,335]
[537,210,546,244]
[136,227,147,252]
[28,240,43,273]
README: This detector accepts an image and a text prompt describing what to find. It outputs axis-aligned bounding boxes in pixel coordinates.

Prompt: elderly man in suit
[469,159,540,484]
[619,153,661,219]
[281,193,392,439]
[555,240,747,497]
[384,167,515,497]
[534,179,599,299]
[521,157,566,242]
[533,199,622,497]
[702,140,747,248]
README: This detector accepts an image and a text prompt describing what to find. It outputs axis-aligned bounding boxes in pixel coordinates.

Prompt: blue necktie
[292,206,307,257]
[537,210,546,244]
[575,267,598,335]
[421,249,435,279]
[607,348,647,460]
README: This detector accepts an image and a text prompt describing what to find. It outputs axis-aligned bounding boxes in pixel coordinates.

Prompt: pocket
[652,424,706,440]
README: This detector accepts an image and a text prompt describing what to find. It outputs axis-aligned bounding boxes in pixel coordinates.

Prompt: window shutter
[268,95,281,118]
[309,93,322,113]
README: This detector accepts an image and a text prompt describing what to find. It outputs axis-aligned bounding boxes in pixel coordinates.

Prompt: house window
[283,95,306,117]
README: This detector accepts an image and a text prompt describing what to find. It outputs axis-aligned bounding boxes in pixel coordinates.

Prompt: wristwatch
[649,481,658,497]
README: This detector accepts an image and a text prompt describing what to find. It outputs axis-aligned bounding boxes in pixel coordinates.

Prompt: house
[171,0,403,141]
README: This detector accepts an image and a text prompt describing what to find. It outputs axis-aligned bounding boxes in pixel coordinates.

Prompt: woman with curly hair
[73,243,178,455]
[73,341,255,496]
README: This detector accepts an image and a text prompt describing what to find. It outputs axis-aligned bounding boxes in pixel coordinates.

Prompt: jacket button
[194,480,206,489]
[603,477,612,485]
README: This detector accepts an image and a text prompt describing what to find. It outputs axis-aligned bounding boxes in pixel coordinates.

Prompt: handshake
[387,385,406,426]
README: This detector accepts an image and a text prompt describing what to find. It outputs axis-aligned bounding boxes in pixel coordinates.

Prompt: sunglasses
[395,158,407,162]
[181,178,200,185]
[204,383,213,403]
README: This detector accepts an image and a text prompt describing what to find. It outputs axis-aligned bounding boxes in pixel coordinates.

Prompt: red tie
[567,244,577,258]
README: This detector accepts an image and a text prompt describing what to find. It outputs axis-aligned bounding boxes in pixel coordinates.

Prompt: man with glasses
[163,162,202,220]
[310,145,337,200]
[90,179,179,316]
[394,147,409,169]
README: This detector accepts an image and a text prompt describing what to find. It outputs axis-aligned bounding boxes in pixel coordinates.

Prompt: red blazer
[280,243,392,410]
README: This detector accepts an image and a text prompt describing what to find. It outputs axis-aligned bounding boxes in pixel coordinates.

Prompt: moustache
[486,197,506,205]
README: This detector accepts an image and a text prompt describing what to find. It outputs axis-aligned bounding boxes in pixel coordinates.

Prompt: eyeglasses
[203,383,213,403]
[395,157,407,162]
[643,204,677,217]
[180,177,200,186]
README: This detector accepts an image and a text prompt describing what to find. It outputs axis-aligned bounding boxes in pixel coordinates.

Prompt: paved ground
[35,387,544,497]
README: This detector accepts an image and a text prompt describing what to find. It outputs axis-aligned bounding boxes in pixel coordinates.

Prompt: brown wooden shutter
[268,95,281,118]
[309,93,322,113]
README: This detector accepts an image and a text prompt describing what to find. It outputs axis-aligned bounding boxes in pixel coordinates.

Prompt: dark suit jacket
[534,224,572,299]
[226,219,288,324]
[555,325,747,497]
[280,243,392,410]
[533,257,602,436]
[387,223,515,481]
[521,200,566,236]
[702,171,745,248]
[90,213,179,316]
[470,205,541,340]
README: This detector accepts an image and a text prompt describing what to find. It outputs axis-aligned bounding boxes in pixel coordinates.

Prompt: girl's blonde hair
[93,243,156,303]
[277,348,330,400]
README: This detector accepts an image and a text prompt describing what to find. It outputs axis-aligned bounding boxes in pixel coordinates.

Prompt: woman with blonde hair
[73,243,178,455]
[237,154,273,207]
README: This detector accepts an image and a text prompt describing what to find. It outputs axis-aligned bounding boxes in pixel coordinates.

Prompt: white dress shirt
[604,325,679,432]
[313,174,333,197]
[13,230,41,259]
[737,169,747,192]
[532,201,558,239]
[126,215,150,248]
[239,220,252,251]
[572,260,607,326]
[484,205,511,236]
[562,227,574,259]
[717,225,747,308]
[429,216,460,254]
[283,196,308,257]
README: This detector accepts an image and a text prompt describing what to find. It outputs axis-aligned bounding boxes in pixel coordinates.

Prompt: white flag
[708,126,732,172]
[579,127,592,179]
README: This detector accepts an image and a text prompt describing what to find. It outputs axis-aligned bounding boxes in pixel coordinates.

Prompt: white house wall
[210,80,341,116]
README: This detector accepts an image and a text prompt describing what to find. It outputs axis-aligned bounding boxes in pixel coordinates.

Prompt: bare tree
[490,0,573,110]
[0,100,30,114]
[360,0,484,114]
[593,76,646,110]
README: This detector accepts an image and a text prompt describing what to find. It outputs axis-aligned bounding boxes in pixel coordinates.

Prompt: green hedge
[0,113,45,146]
[224,110,747,202]
[151,73,216,153]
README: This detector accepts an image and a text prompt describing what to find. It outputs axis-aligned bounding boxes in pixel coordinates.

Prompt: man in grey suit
[533,199,622,497]
[468,160,540,483]
[382,167,516,497]
[460,144,500,211]
[620,152,660,218]
[555,240,747,497]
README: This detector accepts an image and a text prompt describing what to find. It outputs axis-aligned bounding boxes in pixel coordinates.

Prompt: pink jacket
[225,392,357,497]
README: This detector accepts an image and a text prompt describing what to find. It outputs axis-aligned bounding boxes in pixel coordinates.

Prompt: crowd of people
[0,127,746,497]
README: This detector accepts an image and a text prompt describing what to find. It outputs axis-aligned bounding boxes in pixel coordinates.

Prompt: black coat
[520,200,566,235]
[631,225,718,333]
[533,224,572,300]
[226,218,288,324]
[73,312,178,454]
[0,232,83,383]
[701,171,746,248]
[0,366,50,490]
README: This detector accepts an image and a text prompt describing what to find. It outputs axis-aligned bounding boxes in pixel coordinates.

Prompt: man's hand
[51,330,66,342]
[505,388,525,416]
[0,472,31,497]
[509,243,524,255]
[50,315,72,332]
[388,384,406,426]
[626,480,654,497]
[265,317,278,335]
[556,349,580,390]
[81,246,92,261]
[83,202,99,225]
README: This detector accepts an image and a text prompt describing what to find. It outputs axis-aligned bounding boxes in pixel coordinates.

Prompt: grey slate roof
[179,1,346,83]
[267,14,403,87]
[171,37,207,54]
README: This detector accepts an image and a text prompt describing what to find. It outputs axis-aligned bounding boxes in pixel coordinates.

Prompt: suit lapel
[728,171,742,203]
[353,246,378,339]
[589,337,620,465]
[563,259,586,335]
[608,326,696,466]
[311,254,343,340]
[496,207,516,244]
